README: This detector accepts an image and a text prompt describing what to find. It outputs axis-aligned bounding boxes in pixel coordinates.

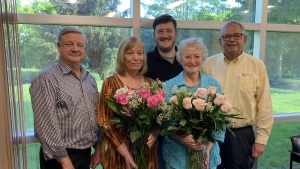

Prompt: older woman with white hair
[162,37,226,169]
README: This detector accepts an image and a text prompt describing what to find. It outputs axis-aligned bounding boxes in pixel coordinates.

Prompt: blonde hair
[115,36,147,75]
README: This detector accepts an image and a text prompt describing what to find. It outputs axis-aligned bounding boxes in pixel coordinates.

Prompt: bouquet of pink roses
[157,86,241,169]
[105,79,167,169]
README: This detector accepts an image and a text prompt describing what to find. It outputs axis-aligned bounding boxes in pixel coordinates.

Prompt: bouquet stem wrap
[132,132,149,169]
[189,142,206,169]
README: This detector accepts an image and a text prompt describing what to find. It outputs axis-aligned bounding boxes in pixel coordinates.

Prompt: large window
[265,32,300,114]
[268,0,300,25]
[17,0,132,18]
[2,0,298,169]
[20,24,131,131]
[141,0,256,22]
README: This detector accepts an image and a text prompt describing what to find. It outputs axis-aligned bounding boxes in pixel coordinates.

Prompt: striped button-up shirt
[30,59,102,160]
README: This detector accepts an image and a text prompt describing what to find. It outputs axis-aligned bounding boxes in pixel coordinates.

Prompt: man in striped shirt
[30,27,103,169]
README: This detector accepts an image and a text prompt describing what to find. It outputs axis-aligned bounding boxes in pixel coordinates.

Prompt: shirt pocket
[85,92,99,113]
[55,93,75,129]
[238,73,257,96]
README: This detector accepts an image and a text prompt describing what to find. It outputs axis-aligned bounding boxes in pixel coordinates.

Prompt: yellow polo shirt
[202,52,273,145]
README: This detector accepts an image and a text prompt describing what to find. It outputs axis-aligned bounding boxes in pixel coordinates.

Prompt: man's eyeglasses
[221,33,244,41]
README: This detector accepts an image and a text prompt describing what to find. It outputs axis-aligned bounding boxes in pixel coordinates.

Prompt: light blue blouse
[162,71,226,169]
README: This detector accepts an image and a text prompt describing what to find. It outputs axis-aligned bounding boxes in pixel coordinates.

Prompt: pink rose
[221,100,233,113]
[116,93,128,105]
[208,86,217,95]
[193,88,208,99]
[139,88,151,100]
[213,94,225,105]
[147,96,159,108]
[153,94,163,105]
[157,90,166,99]
[170,96,178,104]
[182,97,192,109]
[192,98,206,111]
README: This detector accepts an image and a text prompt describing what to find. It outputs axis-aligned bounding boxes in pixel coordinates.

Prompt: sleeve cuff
[255,134,269,145]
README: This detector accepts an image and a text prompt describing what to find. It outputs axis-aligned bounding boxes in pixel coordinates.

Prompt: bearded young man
[145,14,183,82]
[145,14,183,169]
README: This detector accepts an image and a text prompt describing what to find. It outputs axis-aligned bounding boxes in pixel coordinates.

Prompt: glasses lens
[222,34,243,40]
[222,35,231,40]
[233,34,242,40]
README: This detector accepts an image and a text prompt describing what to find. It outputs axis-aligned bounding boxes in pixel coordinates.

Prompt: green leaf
[189,119,198,124]
[192,126,203,130]
[179,119,187,126]
[104,96,122,114]
[115,124,125,128]
[167,126,178,131]
[226,126,236,137]
[160,128,169,136]
[196,135,203,143]
[107,117,121,124]
[207,133,216,143]
[130,130,141,143]
[128,126,138,132]
[139,114,148,119]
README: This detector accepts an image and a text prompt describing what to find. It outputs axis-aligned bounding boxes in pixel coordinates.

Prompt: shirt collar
[57,59,88,77]
[176,71,205,87]
[223,52,244,64]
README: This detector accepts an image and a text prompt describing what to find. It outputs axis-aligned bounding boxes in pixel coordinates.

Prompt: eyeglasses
[221,33,244,41]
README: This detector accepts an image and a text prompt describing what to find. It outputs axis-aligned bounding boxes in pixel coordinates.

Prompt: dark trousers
[217,126,255,169]
[40,147,91,169]
[158,136,165,169]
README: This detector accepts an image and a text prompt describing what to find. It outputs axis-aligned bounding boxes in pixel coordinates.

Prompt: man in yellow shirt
[202,20,273,169]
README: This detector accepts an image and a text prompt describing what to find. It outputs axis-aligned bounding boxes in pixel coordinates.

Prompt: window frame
[1,0,300,168]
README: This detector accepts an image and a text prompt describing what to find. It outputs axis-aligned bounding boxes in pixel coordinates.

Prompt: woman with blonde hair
[98,36,159,169]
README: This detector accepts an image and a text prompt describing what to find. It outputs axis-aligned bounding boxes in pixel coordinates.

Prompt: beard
[156,38,176,53]
[157,44,174,52]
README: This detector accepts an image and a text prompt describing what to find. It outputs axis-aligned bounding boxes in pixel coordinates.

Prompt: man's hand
[57,156,75,169]
[252,142,265,158]
[89,145,101,169]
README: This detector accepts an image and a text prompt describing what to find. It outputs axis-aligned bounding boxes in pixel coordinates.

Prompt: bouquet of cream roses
[157,86,241,169]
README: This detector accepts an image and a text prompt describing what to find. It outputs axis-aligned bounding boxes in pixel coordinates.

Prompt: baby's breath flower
[205,102,214,112]
[156,113,164,125]
[171,86,179,94]
[114,86,129,97]
[141,82,150,89]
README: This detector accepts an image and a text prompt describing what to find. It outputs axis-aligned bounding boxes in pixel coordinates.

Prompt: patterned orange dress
[98,74,159,169]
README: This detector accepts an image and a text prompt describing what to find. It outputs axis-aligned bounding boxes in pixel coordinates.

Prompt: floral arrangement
[157,85,242,169]
[105,79,167,169]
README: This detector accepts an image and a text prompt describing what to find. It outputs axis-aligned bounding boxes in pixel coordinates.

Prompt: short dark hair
[57,27,86,44]
[153,14,177,30]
